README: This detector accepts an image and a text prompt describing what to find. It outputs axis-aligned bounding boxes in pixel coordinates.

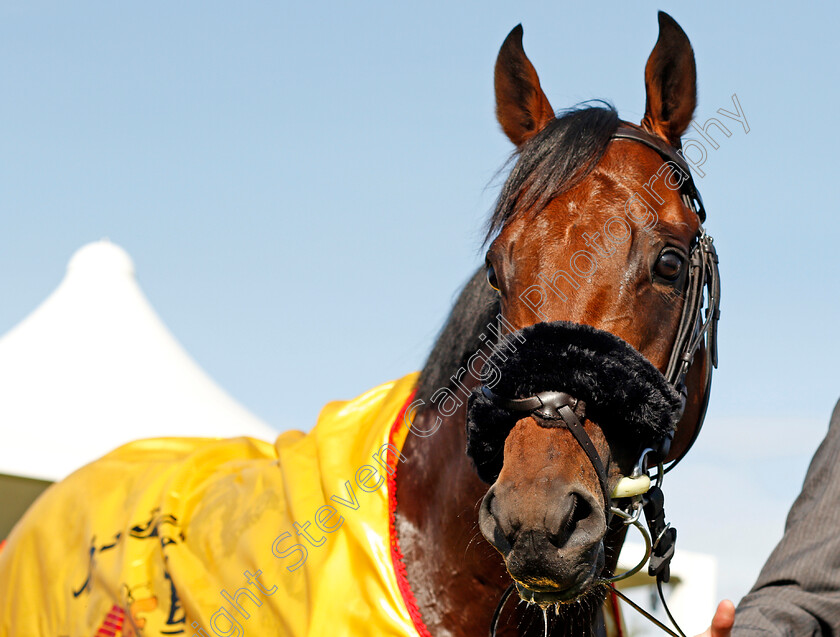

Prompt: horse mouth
[513,568,600,607]
[515,581,586,605]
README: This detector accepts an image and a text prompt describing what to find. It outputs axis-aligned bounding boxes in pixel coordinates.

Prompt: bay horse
[0,11,718,637]
[396,11,718,637]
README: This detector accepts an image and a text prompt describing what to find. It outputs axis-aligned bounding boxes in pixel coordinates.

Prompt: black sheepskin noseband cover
[466,321,684,484]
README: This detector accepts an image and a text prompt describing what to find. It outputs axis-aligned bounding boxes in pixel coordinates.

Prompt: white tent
[0,239,278,485]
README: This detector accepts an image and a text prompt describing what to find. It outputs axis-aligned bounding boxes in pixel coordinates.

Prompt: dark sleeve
[733,399,840,636]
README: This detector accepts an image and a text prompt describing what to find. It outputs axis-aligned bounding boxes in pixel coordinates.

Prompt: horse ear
[641,12,697,146]
[495,25,555,147]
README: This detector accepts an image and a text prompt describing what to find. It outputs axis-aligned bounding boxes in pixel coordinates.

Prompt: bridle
[484,126,721,637]
[612,125,721,471]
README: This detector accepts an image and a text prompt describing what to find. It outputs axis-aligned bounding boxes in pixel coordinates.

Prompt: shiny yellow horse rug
[0,371,625,636]
[0,374,428,637]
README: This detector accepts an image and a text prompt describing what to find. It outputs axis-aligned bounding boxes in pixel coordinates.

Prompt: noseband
[482,390,611,506]
[474,126,721,637]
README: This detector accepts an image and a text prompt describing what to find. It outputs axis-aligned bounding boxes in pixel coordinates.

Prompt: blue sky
[2,1,839,609]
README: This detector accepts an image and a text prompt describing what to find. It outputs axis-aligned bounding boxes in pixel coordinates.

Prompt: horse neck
[395,390,510,633]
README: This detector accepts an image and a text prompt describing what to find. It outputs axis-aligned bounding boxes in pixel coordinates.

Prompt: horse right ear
[495,25,555,147]
[641,12,697,146]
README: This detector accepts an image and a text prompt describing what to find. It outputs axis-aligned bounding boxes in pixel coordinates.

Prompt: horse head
[468,12,717,609]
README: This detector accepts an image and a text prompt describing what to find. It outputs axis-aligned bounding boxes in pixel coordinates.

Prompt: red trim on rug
[386,390,434,637]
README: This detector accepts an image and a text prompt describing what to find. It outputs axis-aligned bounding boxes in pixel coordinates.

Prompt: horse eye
[486,264,500,291]
[654,250,684,281]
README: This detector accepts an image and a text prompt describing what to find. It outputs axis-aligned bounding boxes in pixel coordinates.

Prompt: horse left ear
[641,12,697,147]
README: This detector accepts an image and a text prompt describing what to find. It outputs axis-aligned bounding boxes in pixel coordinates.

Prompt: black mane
[414,267,499,405]
[486,102,619,242]
[418,104,619,401]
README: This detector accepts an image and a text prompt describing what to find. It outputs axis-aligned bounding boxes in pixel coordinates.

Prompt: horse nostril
[567,491,603,545]
[571,492,593,527]
[548,492,599,547]
[478,486,513,555]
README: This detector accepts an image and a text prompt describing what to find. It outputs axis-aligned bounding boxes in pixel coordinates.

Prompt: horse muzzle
[478,478,607,602]
[466,320,684,602]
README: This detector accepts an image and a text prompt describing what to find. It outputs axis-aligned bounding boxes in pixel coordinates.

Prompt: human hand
[694,600,735,637]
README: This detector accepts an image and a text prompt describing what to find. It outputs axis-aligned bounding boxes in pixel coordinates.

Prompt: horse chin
[512,544,606,608]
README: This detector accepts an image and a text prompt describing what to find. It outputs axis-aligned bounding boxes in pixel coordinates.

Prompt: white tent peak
[67,238,135,277]
[0,240,279,482]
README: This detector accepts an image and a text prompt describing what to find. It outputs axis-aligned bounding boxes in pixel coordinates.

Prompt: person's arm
[727,398,840,636]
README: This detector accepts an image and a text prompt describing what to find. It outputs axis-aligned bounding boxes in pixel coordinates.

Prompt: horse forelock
[485,102,620,245]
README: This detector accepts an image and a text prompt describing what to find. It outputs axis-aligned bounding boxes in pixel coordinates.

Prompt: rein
[482,126,721,637]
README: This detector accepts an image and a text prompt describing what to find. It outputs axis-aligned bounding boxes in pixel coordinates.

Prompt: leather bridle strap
[557,404,611,509]
[481,387,611,508]
[611,125,706,222]
[609,125,721,471]
[661,230,720,472]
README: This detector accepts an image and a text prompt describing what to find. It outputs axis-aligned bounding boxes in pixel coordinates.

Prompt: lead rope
[610,581,686,637]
